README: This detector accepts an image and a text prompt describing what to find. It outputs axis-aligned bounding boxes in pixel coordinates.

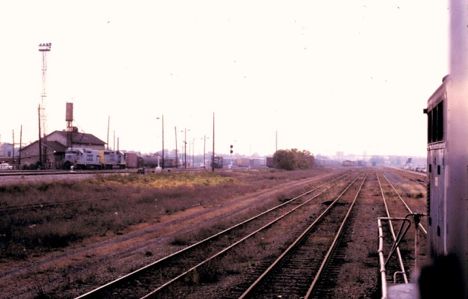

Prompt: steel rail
[0,169,133,177]
[378,218,388,299]
[0,199,93,213]
[139,173,355,299]
[385,166,427,178]
[376,173,409,284]
[382,174,427,235]
[238,175,361,299]
[76,172,349,298]
[304,175,367,298]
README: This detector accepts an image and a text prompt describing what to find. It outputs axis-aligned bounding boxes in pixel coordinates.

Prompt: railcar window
[428,109,433,142]
[437,101,444,141]
[427,100,444,143]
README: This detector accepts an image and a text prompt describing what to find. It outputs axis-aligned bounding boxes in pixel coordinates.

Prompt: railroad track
[382,173,427,235]
[376,170,430,286]
[386,167,427,187]
[377,172,409,283]
[0,169,134,177]
[237,175,366,298]
[377,171,429,288]
[76,172,355,298]
[0,198,100,213]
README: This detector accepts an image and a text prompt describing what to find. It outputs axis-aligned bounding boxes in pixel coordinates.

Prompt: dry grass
[0,169,324,260]
[399,183,425,199]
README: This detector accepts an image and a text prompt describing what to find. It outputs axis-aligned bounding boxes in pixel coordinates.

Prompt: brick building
[20,130,105,169]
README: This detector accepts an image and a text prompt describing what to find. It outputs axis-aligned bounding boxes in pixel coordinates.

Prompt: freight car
[124,152,143,168]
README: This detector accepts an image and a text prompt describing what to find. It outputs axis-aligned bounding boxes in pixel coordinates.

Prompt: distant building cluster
[20,130,105,169]
[0,143,14,162]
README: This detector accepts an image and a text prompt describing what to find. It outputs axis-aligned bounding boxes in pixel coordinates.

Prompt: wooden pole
[18,125,22,168]
[38,105,43,167]
[212,112,215,172]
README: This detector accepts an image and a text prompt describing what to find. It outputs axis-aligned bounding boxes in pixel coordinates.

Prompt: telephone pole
[275,130,278,153]
[162,114,165,169]
[184,128,187,169]
[107,116,110,150]
[12,130,15,169]
[18,125,22,168]
[212,112,215,172]
[203,135,206,168]
[38,105,43,167]
[175,126,178,168]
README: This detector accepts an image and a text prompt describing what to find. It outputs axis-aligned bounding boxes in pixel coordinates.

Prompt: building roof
[20,130,105,153]
[20,140,68,153]
[51,130,105,146]
[45,140,68,153]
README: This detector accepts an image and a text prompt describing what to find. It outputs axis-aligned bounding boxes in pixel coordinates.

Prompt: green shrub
[272,149,314,170]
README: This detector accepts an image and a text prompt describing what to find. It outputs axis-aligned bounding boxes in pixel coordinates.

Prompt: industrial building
[20,130,105,169]
[19,102,105,169]
[0,143,14,162]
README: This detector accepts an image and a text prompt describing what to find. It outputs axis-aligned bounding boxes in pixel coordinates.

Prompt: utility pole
[203,135,206,169]
[192,138,195,168]
[275,130,278,153]
[38,105,43,167]
[107,116,110,150]
[212,112,215,172]
[175,126,178,168]
[12,130,15,169]
[162,114,165,169]
[184,128,187,169]
[113,130,116,151]
[18,125,22,168]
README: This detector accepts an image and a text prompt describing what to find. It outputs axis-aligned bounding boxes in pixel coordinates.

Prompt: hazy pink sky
[0,0,448,156]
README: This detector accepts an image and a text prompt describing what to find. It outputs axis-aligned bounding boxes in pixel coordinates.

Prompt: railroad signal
[230,144,233,154]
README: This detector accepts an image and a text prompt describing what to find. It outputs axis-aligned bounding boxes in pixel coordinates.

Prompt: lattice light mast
[38,42,51,137]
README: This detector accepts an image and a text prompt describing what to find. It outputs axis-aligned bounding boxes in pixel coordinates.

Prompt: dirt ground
[0,167,426,298]
[0,168,337,298]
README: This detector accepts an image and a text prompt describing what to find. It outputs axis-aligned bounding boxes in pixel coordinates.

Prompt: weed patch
[0,169,324,259]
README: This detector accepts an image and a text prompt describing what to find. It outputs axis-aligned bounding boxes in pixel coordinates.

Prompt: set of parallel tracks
[77,171,366,299]
[381,172,427,235]
[238,175,366,298]
[0,169,133,177]
[376,171,428,284]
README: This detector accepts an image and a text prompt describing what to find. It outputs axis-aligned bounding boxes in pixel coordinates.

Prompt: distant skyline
[0,1,448,157]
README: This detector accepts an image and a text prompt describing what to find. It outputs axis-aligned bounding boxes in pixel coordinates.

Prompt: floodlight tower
[38,42,52,137]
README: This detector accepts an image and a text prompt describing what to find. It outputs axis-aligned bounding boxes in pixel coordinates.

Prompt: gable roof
[50,130,105,146]
[20,140,68,153]
[20,130,105,153]
[45,140,68,152]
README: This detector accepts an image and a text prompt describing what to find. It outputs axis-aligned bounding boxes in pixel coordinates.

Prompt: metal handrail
[377,174,409,283]
[385,217,412,267]
[378,218,388,299]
